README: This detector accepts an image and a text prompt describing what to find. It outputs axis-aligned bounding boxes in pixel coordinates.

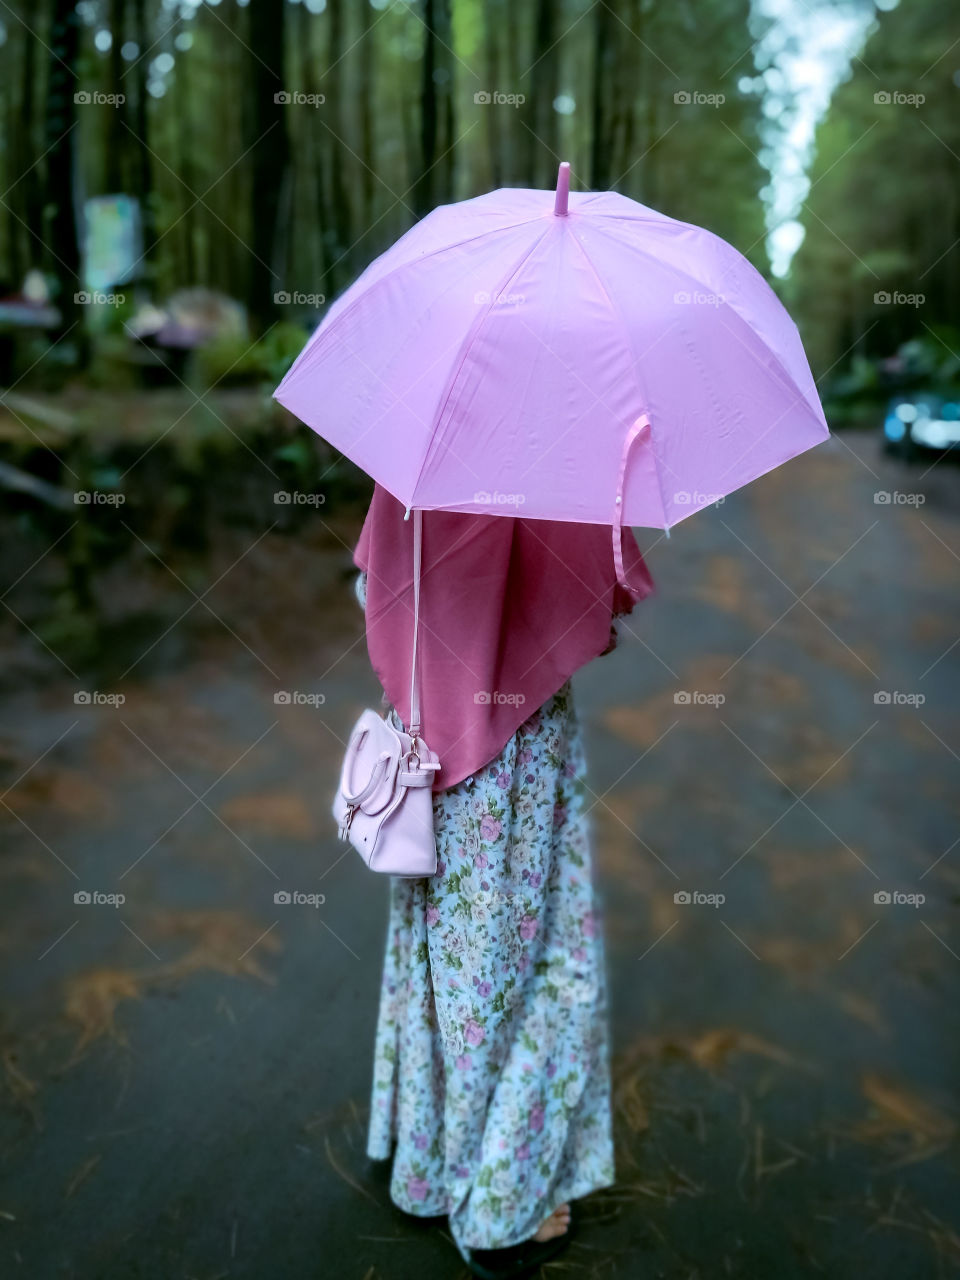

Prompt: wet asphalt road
[1,431,959,1279]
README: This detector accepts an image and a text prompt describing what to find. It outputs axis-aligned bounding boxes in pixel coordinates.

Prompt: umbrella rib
[562,225,671,530]
[405,223,555,509]
[275,216,548,398]
[586,220,821,418]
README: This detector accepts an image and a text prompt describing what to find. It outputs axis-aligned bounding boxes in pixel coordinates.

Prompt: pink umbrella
[273,162,828,531]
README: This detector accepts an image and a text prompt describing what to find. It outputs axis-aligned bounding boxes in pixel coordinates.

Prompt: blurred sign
[83,195,142,291]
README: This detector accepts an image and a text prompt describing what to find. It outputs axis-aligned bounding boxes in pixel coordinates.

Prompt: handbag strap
[408,507,423,741]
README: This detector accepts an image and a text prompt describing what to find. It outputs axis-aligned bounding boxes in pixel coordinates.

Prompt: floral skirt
[366,681,615,1255]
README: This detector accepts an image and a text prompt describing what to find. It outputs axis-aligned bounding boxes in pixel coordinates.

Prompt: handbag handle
[342,731,393,807]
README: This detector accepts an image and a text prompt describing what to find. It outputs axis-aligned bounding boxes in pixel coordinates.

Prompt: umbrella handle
[613,415,652,584]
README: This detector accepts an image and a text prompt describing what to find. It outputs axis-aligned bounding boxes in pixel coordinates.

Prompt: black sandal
[467,1221,572,1279]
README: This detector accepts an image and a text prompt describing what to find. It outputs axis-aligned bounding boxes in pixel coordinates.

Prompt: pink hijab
[354,485,654,791]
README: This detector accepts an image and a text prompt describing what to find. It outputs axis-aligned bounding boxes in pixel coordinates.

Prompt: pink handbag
[331,509,440,875]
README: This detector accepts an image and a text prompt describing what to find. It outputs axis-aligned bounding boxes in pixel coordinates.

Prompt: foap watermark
[674,290,725,307]
[674,890,726,907]
[274,890,326,907]
[472,887,513,909]
[274,691,326,707]
[474,90,525,107]
[674,90,725,107]
[75,291,125,307]
[275,90,326,107]
[74,690,125,707]
[475,690,526,707]
[874,890,924,907]
[874,90,924,107]
[874,290,924,308]
[474,290,525,308]
[674,490,724,508]
[74,90,125,106]
[474,490,525,507]
[75,490,125,506]
[274,491,325,506]
[674,690,726,707]
[874,490,925,506]
[274,290,325,307]
[874,690,925,707]
[74,889,126,907]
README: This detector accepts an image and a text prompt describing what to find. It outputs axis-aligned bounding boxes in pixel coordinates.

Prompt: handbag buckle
[338,803,357,841]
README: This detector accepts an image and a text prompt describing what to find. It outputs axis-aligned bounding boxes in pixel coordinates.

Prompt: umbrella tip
[554,162,571,216]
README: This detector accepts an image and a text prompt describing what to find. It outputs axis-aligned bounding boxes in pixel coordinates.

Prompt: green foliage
[4,0,951,426]
[256,322,315,384]
[792,0,960,383]
[193,321,309,388]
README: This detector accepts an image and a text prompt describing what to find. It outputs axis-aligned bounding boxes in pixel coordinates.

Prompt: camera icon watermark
[674,690,725,707]
[673,489,724,508]
[274,290,325,306]
[674,889,725,907]
[874,290,924,307]
[74,291,125,307]
[874,890,924,907]
[674,90,725,107]
[473,490,526,507]
[874,90,924,107]
[473,289,525,307]
[673,290,725,307]
[874,490,925,506]
[74,690,126,707]
[74,889,126,906]
[274,690,326,707]
[274,491,325,506]
[873,690,925,707]
[74,490,125,506]
[274,889,326,907]
[474,90,525,107]
[74,91,125,106]
[474,689,526,707]
[275,90,325,107]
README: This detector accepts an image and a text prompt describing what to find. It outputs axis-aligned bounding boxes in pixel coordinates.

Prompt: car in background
[883,393,960,460]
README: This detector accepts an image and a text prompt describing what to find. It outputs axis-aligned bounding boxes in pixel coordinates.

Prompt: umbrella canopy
[273,163,828,530]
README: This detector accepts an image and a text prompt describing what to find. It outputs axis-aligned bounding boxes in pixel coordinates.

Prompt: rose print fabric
[365,658,616,1255]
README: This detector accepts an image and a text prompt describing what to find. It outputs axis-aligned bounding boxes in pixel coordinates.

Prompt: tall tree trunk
[325,0,353,293]
[124,0,154,281]
[414,0,438,216]
[174,32,196,283]
[503,0,521,185]
[590,0,614,189]
[45,0,86,363]
[483,0,502,189]
[359,0,376,227]
[439,2,455,202]
[402,89,418,208]
[414,0,455,217]
[248,0,290,327]
[11,22,42,284]
[132,0,152,232]
[620,0,639,193]
[636,0,656,204]
[1,69,15,286]
[105,0,126,192]
[525,0,559,188]
[298,6,330,293]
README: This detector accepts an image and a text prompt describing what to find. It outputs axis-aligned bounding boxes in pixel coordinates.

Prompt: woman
[354,484,654,1279]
